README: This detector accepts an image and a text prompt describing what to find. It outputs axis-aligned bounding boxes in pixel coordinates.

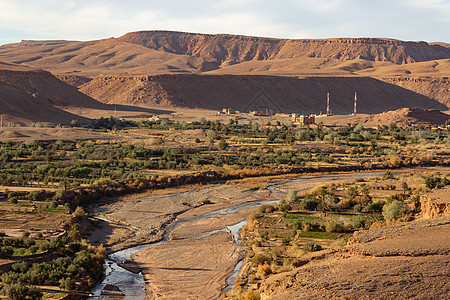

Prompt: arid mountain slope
[377,76,450,108]
[119,31,450,65]
[1,31,448,114]
[77,75,447,114]
[355,108,450,127]
[0,63,104,124]
[1,31,450,76]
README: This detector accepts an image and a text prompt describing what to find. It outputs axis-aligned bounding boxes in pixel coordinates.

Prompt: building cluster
[218,108,237,115]
[291,114,316,125]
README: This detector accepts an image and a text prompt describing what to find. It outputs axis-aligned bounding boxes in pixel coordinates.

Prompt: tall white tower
[353,92,357,115]
[326,93,331,116]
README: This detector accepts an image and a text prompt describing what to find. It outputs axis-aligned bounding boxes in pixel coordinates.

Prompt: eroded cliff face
[421,187,450,219]
[118,31,450,65]
[0,69,102,108]
[379,76,450,108]
[77,74,448,113]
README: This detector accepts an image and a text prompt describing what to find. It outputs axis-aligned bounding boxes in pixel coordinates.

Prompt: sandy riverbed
[89,173,382,299]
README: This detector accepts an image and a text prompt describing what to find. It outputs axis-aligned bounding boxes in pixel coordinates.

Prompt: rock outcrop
[118,31,450,65]
[421,187,450,219]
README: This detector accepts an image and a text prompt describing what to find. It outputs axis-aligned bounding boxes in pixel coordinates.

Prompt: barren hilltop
[1,31,450,77]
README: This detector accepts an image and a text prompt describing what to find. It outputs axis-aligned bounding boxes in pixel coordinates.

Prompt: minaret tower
[326,93,331,116]
[353,92,357,115]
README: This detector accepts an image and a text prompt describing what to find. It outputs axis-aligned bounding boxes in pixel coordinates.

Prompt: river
[89,171,389,299]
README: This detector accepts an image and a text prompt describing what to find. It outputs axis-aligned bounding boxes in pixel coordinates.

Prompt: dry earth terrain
[258,186,450,300]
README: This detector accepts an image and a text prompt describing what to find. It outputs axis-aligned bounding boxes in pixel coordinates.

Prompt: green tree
[68,223,83,242]
[218,139,228,151]
[382,200,408,221]
[0,284,42,300]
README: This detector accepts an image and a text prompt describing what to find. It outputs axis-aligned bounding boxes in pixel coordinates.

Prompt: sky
[0,0,449,45]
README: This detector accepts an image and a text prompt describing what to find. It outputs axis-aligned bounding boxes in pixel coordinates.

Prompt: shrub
[367,201,385,212]
[258,264,272,276]
[257,204,275,214]
[53,191,64,201]
[352,216,366,229]
[73,250,93,269]
[0,246,14,257]
[244,289,261,300]
[0,283,43,300]
[304,243,323,252]
[353,204,362,212]
[299,194,319,211]
[382,200,408,221]
[59,277,76,290]
[72,207,86,218]
[287,190,298,202]
[425,176,450,189]
[252,252,272,265]
[279,203,292,213]
[28,245,38,254]
[325,220,344,233]
[39,243,50,252]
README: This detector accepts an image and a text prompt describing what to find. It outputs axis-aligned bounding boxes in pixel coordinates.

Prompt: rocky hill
[75,74,447,114]
[118,31,450,65]
[1,31,450,77]
[0,63,104,125]
[356,107,450,127]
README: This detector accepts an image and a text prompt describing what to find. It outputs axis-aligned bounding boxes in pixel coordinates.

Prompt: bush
[353,204,362,212]
[257,264,272,276]
[325,220,344,233]
[279,203,292,213]
[304,242,323,252]
[257,204,275,214]
[425,176,450,189]
[59,277,76,290]
[382,200,408,221]
[367,201,385,212]
[352,216,366,229]
[244,289,261,300]
[39,243,50,252]
[0,283,43,300]
[252,252,272,265]
[299,194,319,211]
[0,246,14,258]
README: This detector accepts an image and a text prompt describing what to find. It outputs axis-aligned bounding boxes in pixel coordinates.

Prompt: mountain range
[0,31,449,124]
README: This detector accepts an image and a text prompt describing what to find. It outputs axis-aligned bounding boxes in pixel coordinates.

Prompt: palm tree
[68,223,82,242]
